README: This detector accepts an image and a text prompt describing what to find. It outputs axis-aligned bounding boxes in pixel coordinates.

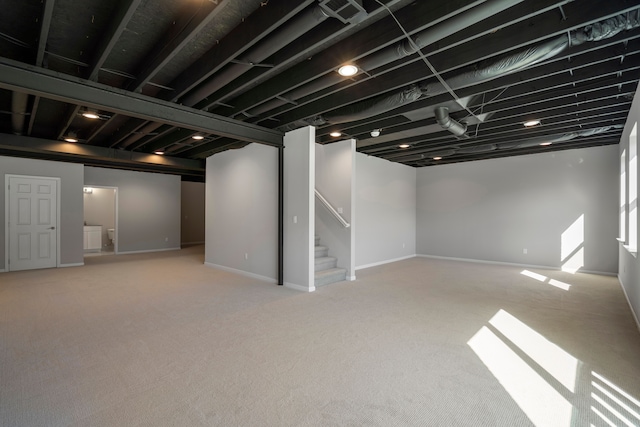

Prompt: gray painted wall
[0,156,84,269]
[355,153,417,269]
[618,82,640,330]
[206,142,278,282]
[83,187,115,248]
[315,139,355,278]
[283,127,315,290]
[84,166,180,253]
[181,181,205,245]
[416,145,619,274]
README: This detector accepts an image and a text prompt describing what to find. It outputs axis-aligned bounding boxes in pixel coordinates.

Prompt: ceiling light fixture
[539,142,552,146]
[154,150,165,155]
[524,119,541,127]
[433,156,442,160]
[371,129,381,137]
[192,135,205,140]
[64,132,78,143]
[329,131,342,137]
[82,111,100,119]
[398,143,411,148]
[338,64,358,77]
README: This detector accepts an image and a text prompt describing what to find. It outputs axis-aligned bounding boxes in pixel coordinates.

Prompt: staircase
[314,235,347,287]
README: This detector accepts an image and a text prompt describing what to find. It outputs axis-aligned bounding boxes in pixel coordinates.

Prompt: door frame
[5,174,61,271]
[83,185,119,254]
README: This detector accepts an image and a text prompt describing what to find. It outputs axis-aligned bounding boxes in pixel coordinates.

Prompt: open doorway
[83,186,118,256]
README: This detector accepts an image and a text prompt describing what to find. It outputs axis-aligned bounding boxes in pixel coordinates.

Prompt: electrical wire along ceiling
[0,0,638,179]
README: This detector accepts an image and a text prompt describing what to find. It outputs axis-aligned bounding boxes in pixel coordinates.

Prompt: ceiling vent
[319,0,367,24]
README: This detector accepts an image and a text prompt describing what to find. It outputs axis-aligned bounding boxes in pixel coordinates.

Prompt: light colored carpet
[1,246,639,426]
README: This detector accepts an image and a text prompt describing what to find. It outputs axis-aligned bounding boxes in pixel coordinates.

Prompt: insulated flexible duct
[248,0,526,118]
[281,10,640,131]
[496,125,623,149]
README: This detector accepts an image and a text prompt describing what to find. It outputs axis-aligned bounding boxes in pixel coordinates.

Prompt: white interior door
[8,176,58,271]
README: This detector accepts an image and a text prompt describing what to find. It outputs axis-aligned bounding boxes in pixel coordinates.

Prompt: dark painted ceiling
[0,0,639,180]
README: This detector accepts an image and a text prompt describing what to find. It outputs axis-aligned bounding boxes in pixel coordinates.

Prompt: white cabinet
[83,226,102,251]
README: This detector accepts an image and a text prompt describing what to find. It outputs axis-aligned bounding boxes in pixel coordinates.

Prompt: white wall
[206,143,278,282]
[84,166,180,253]
[355,153,417,269]
[0,156,84,269]
[618,83,640,330]
[181,181,205,245]
[283,127,315,291]
[316,139,355,279]
[416,146,619,274]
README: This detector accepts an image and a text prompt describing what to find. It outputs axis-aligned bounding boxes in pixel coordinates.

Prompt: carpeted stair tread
[314,267,347,286]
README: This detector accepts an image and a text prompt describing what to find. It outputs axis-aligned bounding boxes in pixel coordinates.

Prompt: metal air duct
[434,106,468,138]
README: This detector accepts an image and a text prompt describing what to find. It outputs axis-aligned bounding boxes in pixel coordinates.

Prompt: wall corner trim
[284,282,316,292]
[60,263,84,268]
[118,247,181,255]
[204,262,277,284]
[355,254,416,271]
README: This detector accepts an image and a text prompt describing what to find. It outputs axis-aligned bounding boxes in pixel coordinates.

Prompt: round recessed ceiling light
[192,135,205,140]
[82,112,100,119]
[539,142,552,146]
[398,143,411,149]
[524,119,541,127]
[64,135,78,142]
[433,156,443,160]
[330,131,342,137]
[338,64,358,77]
[371,129,381,137]
[154,150,165,155]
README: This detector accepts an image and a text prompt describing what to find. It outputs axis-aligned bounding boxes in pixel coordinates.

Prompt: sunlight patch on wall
[468,326,573,427]
[620,149,627,242]
[629,123,637,252]
[561,214,584,273]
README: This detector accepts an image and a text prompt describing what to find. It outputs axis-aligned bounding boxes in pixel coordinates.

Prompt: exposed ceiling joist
[0,58,283,147]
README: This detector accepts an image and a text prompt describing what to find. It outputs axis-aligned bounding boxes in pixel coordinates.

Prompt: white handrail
[315,189,350,228]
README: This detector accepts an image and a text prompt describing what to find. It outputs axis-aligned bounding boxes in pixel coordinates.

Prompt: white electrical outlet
[337,207,343,214]
[165,237,169,242]
[293,215,297,223]
[245,253,248,260]
[523,248,527,254]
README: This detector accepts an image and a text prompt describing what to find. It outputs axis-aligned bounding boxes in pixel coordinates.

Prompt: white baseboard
[618,274,640,333]
[118,247,181,255]
[347,275,356,281]
[355,254,416,271]
[181,241,205,245]
[204,262,277,284]
[60,263,84,268]
[417,254,617,276]
[284,282,316,292]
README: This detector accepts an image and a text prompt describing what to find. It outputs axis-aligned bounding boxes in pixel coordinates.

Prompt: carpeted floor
[1,245,639,426]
